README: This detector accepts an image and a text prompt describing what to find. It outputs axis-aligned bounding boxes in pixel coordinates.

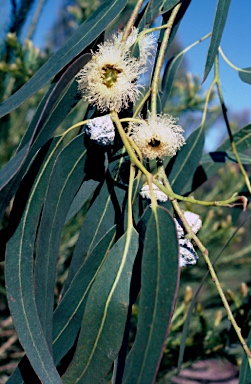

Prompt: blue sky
[177,0,251,114]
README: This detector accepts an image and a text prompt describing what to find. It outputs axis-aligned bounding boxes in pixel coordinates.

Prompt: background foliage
[0,1,251,383]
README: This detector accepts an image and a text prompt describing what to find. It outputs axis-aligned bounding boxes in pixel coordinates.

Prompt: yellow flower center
[149,137,161,148]
[101,64,123,88]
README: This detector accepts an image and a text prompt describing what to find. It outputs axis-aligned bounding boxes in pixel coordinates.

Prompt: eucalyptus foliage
[1,1,251,383]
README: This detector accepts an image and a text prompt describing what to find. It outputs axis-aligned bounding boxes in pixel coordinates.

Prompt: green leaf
[65,179,99,223]
[0,0,127,118]
[0,145,27,188]
[0,54,90,219]
[52,226,116,364]
[201,151,251,165]
[5,138,64,384]
[239,329,251,383]
[123,206,180,384]
[164,0,192,47]
[161,53,184,107]
[162,0,181,12]
[63,152,127,294]
[147,0,180,21]
[200,124,251,183]
[18,53,90,151]
[62,228,139,384]
[138,1,163,26]
[238,67,251,84]
[34,133,87,347]
[167,127,205,194]
[203,0,231,82]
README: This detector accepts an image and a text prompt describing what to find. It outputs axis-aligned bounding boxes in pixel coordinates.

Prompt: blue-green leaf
[239,329,251,383]
[201,151,251,165]
[123,206,180,384]
[0,53,90,220]
[238,67,251,85]
[161,53,184,106]
[168,127,205,194]
[162,0,181,12]
[65,179,99,223]
[200,124,251,183]
[34,133,87,347]
[203,0,231,82]
[52,226,116,363]
[5,138,64,384]
[63,151,127,294]
[62,228,139,384]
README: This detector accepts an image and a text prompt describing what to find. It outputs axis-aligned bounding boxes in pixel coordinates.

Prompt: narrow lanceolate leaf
[52,226,116,364]
[0,0,127,118]
[164,0,192,47]
[63,179,120,292]
[145,0,179,23]
[238,67,251,84]
[62,228,139,384]
[65,179,99,223]
[167,127,205,195]
[161,53,184,107]
[5,139,64,384]
[239,329,251,384]
[162,0,181,12]
[203,0,231,82]
[123,206,180,384]
[200,124,251,183]
[34,133,87,348]
[63,151,127,294]
[201,151,251,165]
[18,53,90,152]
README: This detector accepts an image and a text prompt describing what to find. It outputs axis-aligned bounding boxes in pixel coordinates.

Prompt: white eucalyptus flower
[85,115,115,145]
[130,112,185,159]
[76,29,155,112]
[140,182,168,202]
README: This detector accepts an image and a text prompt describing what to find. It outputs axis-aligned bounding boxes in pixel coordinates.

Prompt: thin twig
[151,3,182,115]
[26,0,47,41]
[0,334,18,357]
[121,0,145,42]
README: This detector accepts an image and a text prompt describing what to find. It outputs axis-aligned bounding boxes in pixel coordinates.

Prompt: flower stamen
[149,138,161,148]
[101,64,123,88]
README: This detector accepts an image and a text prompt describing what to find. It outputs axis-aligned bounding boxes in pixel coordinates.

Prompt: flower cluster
[130,112,185,159]
[76,28,155,112]
[85,115,115,145]
[140,182,168,202]
[174,211,202,268]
